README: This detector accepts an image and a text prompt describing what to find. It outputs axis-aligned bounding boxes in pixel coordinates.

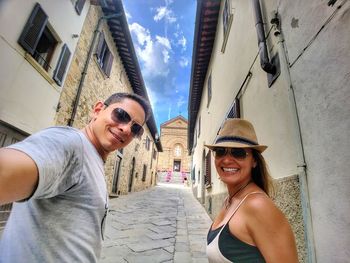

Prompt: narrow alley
[100,183,211,263]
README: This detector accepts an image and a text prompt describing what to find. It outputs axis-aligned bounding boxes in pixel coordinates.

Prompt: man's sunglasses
[105,104,144,138]
[212,147,249,159]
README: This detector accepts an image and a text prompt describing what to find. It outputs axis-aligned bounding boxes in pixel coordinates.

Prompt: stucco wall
[279,1,350,261]
[190,0,307,260]
[0,0,88,134]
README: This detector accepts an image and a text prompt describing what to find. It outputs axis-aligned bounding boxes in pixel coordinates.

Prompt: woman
[205,118,298,263]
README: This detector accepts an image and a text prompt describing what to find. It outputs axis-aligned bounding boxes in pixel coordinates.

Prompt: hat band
[215,136,258,146]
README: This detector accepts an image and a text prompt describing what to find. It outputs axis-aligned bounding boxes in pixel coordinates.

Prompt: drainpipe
[251,0,276,74]
[68,12,122,126]
[271,13,317,263]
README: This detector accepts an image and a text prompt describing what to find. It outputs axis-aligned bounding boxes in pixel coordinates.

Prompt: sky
[122,0,196,131]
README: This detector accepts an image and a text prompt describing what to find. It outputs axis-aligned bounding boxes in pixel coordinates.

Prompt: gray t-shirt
[0,127,108,263]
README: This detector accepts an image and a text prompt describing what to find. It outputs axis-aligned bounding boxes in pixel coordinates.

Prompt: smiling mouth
[109,129,125,143]
[222,167,239,173]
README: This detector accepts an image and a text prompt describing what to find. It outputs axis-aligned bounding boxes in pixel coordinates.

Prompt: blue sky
[122,0,196,131]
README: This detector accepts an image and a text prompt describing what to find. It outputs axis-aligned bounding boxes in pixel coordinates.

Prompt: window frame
[95,32,114,77]
[207,73,212,107]
[221,0,234,53]
[142,164,147,182]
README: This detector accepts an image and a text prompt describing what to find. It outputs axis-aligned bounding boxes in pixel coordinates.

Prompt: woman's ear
[252,158,257,168]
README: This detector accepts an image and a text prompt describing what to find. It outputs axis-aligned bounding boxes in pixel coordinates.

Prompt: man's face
[90,98,146,155]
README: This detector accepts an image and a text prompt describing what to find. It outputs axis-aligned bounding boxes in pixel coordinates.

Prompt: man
[0,92,150,262]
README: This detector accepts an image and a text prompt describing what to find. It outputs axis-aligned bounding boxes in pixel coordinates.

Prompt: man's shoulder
[35,126,83,143]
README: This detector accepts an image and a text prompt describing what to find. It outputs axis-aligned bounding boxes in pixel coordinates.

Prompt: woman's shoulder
[241,192,286,223]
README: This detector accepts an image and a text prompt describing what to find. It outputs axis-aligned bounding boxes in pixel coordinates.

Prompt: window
[174,144,182,157]
[142,164,147,181]
[207,74,212,107]
[205,151,212,187]
[153,149,157,159]
[95,32,114,77]
[193,129,197,147]
[198,116,201,137]
[227,98,240,118]
[145,136,151,150]
[222,0,234,52]
[74,0,86,15]
[191,166,196,182]
[18,3,71,86]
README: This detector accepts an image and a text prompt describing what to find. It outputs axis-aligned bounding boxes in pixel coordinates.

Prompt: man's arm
[0,148,39,205]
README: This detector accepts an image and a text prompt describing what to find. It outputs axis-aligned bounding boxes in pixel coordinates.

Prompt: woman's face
[214,148,257,186]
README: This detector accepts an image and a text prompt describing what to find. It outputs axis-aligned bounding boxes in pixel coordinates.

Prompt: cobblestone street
[100,183,212,263]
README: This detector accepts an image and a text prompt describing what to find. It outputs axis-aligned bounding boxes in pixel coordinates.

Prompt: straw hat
[204,118,267,152]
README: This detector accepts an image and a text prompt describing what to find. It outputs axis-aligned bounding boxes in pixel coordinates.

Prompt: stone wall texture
[55,5,158,195]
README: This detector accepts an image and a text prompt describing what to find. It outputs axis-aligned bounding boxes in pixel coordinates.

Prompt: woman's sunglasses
[105,104,144,138]
[212,147,249,159]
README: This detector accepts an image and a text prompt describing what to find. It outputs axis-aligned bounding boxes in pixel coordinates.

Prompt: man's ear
[91,101,105,119]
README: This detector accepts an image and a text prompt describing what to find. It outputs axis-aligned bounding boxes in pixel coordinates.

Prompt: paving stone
[125,248,173,263]
[147,231,176,240]
[127,239,173,252]
[174,251,192,263]
[164,245,175,254]
[101,184,212,262]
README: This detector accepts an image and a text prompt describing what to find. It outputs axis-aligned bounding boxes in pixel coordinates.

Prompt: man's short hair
[104,92,151,122]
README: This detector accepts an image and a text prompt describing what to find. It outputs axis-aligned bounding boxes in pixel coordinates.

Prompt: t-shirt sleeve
[7,127,83,199]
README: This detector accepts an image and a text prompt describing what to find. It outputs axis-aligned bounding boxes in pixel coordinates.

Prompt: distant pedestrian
[205,118,298,262]
[0,93,150,263]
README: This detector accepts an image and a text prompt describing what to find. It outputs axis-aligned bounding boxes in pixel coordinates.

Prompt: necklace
[224,180,252,209]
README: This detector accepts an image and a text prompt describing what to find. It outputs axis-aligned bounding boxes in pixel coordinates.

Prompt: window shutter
[18,3,48,55]
[227,98,240,118]
[205,152,211,186]
[104,50,114,77]
[223,0,229,36]
[95,32,105,60]
[75,0,86,15]
[53,44,71,86]
[207,74,212,107]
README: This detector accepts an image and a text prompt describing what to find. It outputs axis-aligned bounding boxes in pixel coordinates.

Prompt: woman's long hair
[252,150,274,197]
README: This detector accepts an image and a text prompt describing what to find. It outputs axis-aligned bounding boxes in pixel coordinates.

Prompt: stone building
[157,116,190,174]
[54,0,162,195]
[188,0,350,262]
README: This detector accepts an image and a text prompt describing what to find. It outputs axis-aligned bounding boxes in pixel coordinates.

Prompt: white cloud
[177,96,186,108]
[129,22,170,78]
[179,57,189,67]
[156,36,171,50]
[154,6,177,23]
[125,10,132,20]
[162,49,170,63]
[178,35,187,51]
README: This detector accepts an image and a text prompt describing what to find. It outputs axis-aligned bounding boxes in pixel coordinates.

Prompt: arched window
[174,144,182,157]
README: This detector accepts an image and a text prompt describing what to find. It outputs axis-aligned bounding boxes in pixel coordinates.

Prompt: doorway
[112,156,122,194]
[128,157,135,192]
[173,160,181,172]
